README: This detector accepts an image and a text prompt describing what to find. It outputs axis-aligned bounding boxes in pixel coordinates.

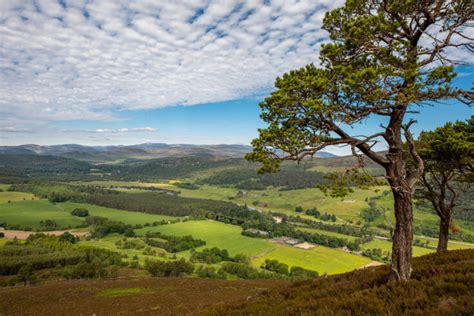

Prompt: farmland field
[135,220,275,258]
[0,200,84,229]
[295,226,358,241]
[59,202,179,225]
[253,243,371,275]
[102,181,386,222]
[78,234,166,264]
[131,183,443,226]
[414,236,474,250]
[0,238,9,247]
[135,220,371,274]
[0,184,11,191]
[0,191,35,203]
[171,185,386,220]
[360,239,433,257]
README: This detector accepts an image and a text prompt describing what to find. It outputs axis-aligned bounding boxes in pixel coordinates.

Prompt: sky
[0,0,472,155]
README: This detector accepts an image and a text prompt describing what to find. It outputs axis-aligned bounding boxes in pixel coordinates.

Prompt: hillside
[0,143,336,162]
[0,250,471,315]
[206,249,474,315]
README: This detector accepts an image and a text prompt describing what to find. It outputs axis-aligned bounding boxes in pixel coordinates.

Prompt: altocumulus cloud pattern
[0,0,344,124]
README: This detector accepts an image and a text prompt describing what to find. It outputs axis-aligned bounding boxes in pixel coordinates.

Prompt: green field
[129,183,386,222]
[360,239,433,257]
[0,200,84,229]
[253,244,371,275]
[0,192,35,203]
[0,238,9,247]
[135,220,371,274]
[295,226,358,241]
[136,220,275,258]
[78,181,384,222]
[59,202,179,225]
[79,234,165,264]
[414,236,474,250]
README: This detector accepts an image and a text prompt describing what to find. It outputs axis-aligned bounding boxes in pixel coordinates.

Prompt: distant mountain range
[0,143,337,161]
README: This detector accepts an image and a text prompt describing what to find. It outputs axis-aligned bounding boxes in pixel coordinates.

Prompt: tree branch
[403,120,424,188]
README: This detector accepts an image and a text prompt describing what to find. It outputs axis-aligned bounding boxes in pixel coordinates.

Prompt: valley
[0,145,472,290]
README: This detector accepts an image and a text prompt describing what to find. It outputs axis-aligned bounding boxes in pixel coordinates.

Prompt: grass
[0,200,84,229]
[79,181,384,222]
[147,184,386,222]
[295,226,358,241]
[414,236,474,250]
[58,202,179,225]
[73,180,174,188]
[0,277,286,315]
[360,239,433,257]
[0,192,35,203]
[368,191,440,228]
[253,243,371,275]
[135,220,275,258]
[135,220,371,274]
[74,181,469,237]
[0,184,11,191]
[79,234,165,264]
[98,287,155,297]
[210,249,474,315]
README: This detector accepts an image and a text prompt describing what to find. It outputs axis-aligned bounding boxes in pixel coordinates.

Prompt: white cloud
[0,126,34,133]
[70,127,158,133]
[0,0,344,124]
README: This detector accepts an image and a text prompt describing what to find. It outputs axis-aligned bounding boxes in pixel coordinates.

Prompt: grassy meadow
[1,180,472,279]
[0,200,84,229]
[0,191,35,203]
[295,226,358,241]
[135,220,371,274]
[360,239,433,257]
[59,202,179,225]
[136,220,275,258]
[253,243,372,275]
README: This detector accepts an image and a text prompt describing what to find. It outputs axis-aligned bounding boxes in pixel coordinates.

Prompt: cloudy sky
[0,0,472,152]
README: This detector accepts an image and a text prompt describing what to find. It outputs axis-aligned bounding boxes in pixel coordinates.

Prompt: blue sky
[0,1,472,155]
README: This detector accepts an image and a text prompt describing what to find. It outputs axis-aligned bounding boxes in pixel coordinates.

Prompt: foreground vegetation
[206,249,474,315]
[0,250,471,315]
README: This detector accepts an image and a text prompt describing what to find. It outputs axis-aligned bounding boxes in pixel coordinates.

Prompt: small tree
[71,208,89,217]
[59,231,78,244]
[247,1,472,280]
[17,264,34,286]
[415,117,473,251]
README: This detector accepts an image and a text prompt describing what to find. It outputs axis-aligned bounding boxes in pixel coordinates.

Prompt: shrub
[71,208,89,217]
[190,247,231,264]
[145,258,194,277]
[58,232,78,244]
[208,250,474,315]
[261,259,289,275]
[196,266,225,279]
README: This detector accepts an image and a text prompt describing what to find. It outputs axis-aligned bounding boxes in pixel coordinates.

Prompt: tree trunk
[437,216,450,252]
[390,188,413,281]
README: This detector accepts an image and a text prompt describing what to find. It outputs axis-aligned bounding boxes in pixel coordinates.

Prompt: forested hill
[0,143,336,161]
[0,147,381,187]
